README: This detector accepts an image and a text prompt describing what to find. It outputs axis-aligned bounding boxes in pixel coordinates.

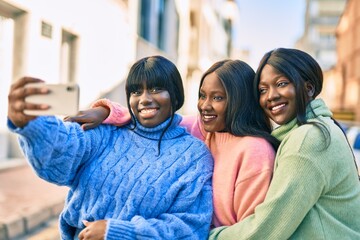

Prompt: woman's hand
[64,106,110,130]
[78,220,107,240]
[8,77,49,128]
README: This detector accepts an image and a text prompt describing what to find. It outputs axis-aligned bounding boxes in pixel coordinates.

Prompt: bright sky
[234,0,306,69]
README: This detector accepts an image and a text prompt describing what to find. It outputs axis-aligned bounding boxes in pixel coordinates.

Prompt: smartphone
[24,83,79,116]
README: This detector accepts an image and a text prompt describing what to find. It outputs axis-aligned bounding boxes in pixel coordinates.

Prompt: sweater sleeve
[91,98,131,126]
[7,117,105,186]
[233,139,275,222]
[209,128,327,240]
[105,151,214,240]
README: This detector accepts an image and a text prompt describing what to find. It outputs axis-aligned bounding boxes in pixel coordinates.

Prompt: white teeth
[204,115,216,119]
[141,108,156,113]
[272,104,285,111]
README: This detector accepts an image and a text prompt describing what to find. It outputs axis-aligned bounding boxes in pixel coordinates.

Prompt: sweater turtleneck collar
[271,98,332,142]
[130,114,186,140]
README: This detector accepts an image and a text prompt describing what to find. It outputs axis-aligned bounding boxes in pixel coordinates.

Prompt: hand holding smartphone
[24,83,79,116]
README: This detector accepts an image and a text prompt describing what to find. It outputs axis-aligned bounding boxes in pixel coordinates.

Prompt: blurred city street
[0,161,68,239]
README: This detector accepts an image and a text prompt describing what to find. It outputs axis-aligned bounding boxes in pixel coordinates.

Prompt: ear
[306,82,315,98]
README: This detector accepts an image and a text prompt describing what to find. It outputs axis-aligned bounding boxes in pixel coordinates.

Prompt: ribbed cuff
[91,98,131,125]
[106,219,137,240]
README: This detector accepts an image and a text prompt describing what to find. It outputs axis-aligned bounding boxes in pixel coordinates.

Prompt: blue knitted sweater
[8,114,213,240]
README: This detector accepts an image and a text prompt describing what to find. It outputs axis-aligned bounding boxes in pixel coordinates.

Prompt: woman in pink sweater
[66,59,279,228]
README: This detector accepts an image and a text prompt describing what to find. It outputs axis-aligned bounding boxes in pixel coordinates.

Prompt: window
[60,30,78,83]
[138,0,178,53]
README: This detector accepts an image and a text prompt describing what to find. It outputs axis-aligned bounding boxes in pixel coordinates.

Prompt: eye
[131,89,142,96]
[213,96,224,101]
[259,87,267,94]
[149,87,163,93]
[199,92,206,100]
[277,81,289,88]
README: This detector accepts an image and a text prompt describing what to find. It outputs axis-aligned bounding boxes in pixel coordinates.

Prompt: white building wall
[1,0,233,159]
[3,0,135,108]
[0,0,136,159]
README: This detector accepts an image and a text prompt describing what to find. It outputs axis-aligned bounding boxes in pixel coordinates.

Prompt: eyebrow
[259,75,284,84]
[200,88,225,94]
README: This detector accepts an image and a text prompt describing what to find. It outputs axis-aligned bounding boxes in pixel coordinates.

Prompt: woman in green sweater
[209,48,360,239]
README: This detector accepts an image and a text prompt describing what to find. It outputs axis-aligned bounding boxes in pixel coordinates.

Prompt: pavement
[0,159,68,240]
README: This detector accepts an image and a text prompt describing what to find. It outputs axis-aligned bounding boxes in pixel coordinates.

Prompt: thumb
[82,220,90,227]
[81,122,96,131]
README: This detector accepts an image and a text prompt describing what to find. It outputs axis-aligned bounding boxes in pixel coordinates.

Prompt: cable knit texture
[91,98,131,126]
[209,99,360,239]
[8,114,214,240]
[98,100,275,228]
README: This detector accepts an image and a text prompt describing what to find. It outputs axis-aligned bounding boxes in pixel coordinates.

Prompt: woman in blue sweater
[7,56,214,240]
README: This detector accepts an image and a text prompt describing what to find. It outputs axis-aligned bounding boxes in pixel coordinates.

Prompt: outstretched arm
[64,99,131,130]
[66,99,207,141]
[8,115,107,186]
[8,77,109,186]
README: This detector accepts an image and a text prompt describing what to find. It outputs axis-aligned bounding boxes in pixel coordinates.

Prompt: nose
[139,90,152,105]
[267,87,280,102]
[199,98,212,112]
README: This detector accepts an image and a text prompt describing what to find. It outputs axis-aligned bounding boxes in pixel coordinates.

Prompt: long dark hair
[254,48,359,175]
[199,59,279,150]
[254,48,323,125]
[254,48,328,138]
[125,55,184,153]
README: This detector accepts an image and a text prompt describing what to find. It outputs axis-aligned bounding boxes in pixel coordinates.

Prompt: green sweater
[209,99,360,239]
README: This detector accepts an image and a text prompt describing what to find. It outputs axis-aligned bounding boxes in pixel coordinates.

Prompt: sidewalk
[0,161,68,240]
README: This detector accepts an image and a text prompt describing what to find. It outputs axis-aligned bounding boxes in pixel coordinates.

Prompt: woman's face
[197,72,227,132]
[258,64,297,125]
[129,83,172,127]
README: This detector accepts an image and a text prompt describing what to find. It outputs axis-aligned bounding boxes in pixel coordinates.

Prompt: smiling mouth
[270,103,286,113]
[140,108,157,113]
[202,114,217,122]
[139,108,158,118]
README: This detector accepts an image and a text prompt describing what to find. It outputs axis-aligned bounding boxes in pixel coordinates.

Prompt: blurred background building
[301,0,360,123]
[0,0,359,167]
[295,0,347,71]
[0,0,239,163]
[333,0,360,122]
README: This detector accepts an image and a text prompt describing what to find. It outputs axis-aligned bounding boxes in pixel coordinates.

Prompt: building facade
[0,0,137,160]
[334,0,360,122]
[296,0,347,71]
[0,0,234,161]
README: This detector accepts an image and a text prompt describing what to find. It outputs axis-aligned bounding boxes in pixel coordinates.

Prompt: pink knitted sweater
[92,99,275,227]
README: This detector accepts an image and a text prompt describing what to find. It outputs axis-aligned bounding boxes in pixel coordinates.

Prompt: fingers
[78,220,89,240]
[64,117,98,130]
[78,228,86,240]
[81,123,97,131]
[9,80,49,103]
[63,115,85,123]
[10,76,44,92]
[63,112,99,130]
[12,100,49,112]
[8,77,48,128]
